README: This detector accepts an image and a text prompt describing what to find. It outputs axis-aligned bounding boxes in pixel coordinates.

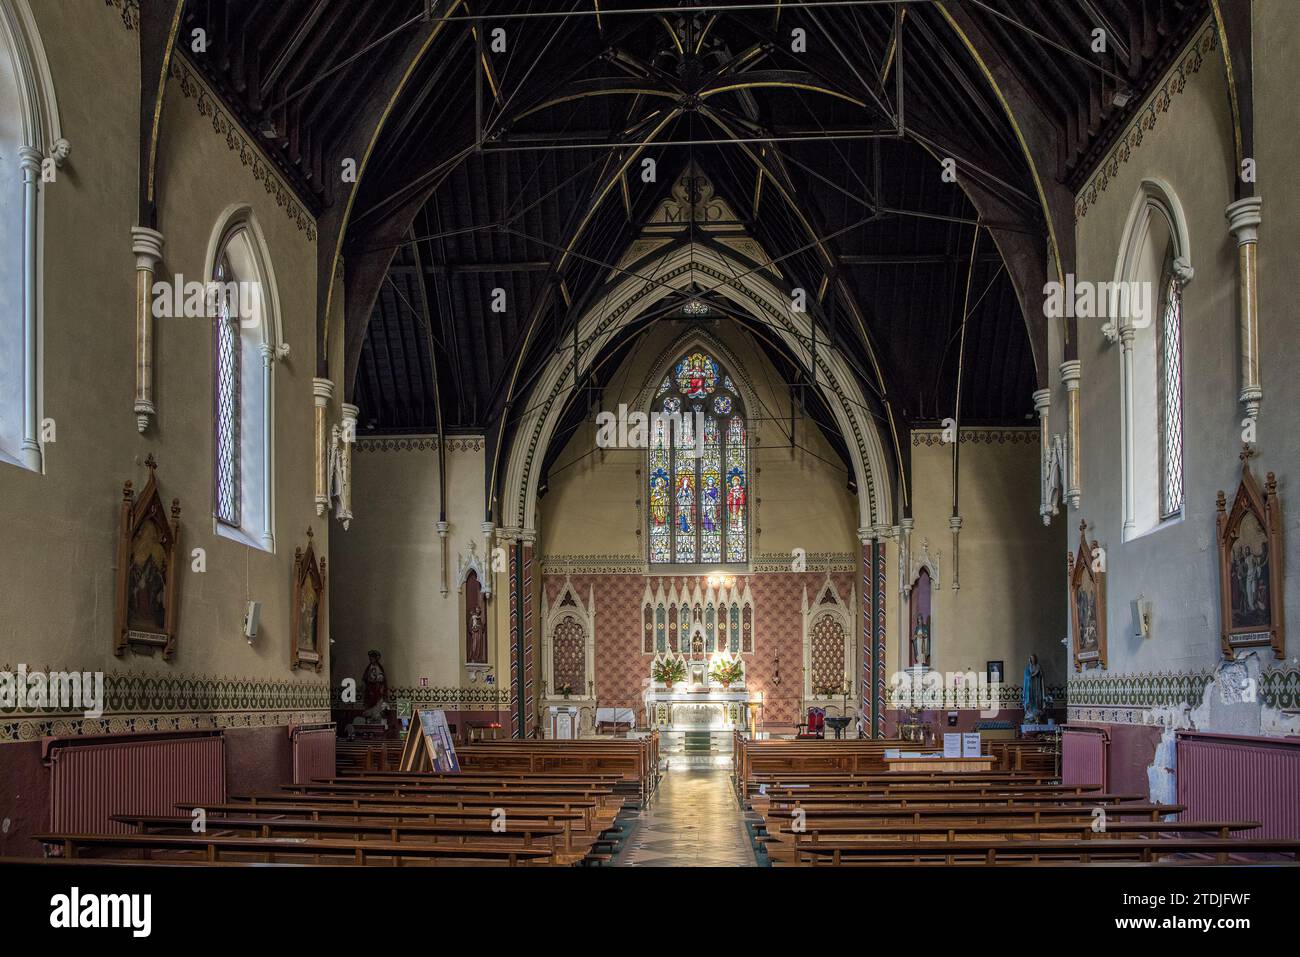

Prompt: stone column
[1033,387,1052,524]
[948,515,963,591]
[338,402,359,529]
[18,148,42,468]
[1226,197,1263,419]
[1060,359,1082,510]
[131,226,165,433]
[312,378,333,515]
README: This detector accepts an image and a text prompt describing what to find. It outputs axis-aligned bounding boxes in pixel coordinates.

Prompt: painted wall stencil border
[0,709,329,743]
[911,428,1039,448]
[1066,664,1300,723]
[1074,20,1218,222]
[168,55,318,242]
[354,435,485,454]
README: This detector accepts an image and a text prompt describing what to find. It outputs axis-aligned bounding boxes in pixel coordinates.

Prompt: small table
[884,755,995,773]
[825,716,853,739]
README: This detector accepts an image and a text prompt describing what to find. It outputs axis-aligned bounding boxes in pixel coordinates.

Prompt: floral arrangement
[556,683,574,697]
[652,657,687,685]
[708,657,744,686]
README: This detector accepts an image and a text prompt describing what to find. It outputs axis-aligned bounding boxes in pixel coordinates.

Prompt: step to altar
[660,730,734,754]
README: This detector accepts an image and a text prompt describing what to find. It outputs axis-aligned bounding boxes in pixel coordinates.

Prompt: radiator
[291,726,337,784]
[1062,727,1108,788]
[1177,732,1300,839]
[47,733,225,835]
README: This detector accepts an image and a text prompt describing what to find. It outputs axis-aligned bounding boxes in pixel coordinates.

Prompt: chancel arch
[498,234,893,540]
[205,205,284,552]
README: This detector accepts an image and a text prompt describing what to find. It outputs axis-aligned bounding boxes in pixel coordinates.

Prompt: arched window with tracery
[647,351,747,565]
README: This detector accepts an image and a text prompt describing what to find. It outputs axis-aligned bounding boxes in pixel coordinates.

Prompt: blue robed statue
[1022,654,1045,723]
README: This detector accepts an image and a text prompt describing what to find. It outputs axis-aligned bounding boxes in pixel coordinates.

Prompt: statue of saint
[361,650,389,722]
[1022,654,1045,723]
[910,613,930,668]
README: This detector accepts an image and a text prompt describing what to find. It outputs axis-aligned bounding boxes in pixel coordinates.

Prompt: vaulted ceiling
[183,0,1209,496]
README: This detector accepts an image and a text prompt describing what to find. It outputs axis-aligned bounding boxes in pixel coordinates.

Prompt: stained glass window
[1157,258,1184,520]
[214,252,240,527]
[647,351,747,564]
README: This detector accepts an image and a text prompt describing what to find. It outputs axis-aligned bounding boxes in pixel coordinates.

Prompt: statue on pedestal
[361,649,390,722]
[910,613,931,668]
[1022,654,1045,723]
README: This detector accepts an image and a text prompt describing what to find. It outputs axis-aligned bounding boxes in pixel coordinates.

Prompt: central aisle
[614,766,757,867]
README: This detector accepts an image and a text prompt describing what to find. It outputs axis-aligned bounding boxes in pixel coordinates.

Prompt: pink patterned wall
[543,571,856,728]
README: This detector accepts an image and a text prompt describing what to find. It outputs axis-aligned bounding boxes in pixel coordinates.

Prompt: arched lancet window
[647,350,747,564]
[1156,254,1184,519]
[208,208,281,551]
[1113,179,1191,539]
[0,0,60,472]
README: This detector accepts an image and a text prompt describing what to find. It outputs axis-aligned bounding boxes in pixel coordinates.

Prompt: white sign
[943,733,962,758]
[962,732,982,757]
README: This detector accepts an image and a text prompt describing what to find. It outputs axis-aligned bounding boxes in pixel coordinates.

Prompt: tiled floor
[614,765,757,867]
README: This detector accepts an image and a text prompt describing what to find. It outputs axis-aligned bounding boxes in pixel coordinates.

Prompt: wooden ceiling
[183,0,1209,481]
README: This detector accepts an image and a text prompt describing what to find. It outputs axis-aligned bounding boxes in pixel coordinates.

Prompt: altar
[645,688,753,731]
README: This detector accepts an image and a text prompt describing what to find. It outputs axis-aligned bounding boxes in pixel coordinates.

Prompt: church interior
[1,0,1298,926]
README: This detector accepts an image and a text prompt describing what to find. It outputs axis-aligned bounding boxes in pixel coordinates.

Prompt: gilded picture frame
[1216,446,1284,660]
[291,527,326,672]
[1067,520,1106,672]
[114,455,182,660]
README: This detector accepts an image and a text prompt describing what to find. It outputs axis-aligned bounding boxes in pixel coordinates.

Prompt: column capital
[948,515,963,532]
[17,145,42,175]
[312,377,334,404]
[1059,359,1082,387]
[130,226,164,269]
[436,520,450,537]
[1032,388,1051,416]
[1225,196,1263,244]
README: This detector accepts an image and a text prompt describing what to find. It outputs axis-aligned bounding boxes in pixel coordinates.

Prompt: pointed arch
[0,0,63,472]
[499,242,893,538]
[205,205,284,551]
[643,334,750,567]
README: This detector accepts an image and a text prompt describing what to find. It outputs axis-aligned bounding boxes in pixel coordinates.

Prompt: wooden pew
[174,801,595,855]
[35,832,556,866]
[112,814,587,864]
[794,835,1300,865]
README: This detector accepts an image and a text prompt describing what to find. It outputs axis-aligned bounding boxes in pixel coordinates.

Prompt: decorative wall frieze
[168,56,317,242]
[353,435,485,454]
[1074,20,1218,222]
[0,670,330,743]
[911,428,1039,448]
[537,552,858,574]
[1066,665,1300,725]
[381,686,511,712]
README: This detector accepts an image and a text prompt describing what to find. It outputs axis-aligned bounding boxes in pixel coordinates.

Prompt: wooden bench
[794,835,1300,865]
[35,832,558,866]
